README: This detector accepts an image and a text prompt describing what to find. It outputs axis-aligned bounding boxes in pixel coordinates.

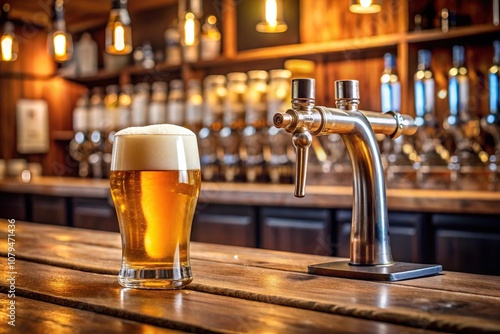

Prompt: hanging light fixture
[179,0,201,63]
[1,3,18,62]
[105,0,132,55]
[349,0,382,14]
[47,0,73,63]
[256,0,287,33]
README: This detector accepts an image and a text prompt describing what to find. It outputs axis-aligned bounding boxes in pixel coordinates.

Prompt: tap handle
[292,128,313,198]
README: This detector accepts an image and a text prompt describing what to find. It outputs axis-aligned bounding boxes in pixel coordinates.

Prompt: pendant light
[47,0,73,63]
[349,0,382,14]
[1,3,18,62]
[256,0,288,33]
[105,0,132,55]
[178,0,202,63]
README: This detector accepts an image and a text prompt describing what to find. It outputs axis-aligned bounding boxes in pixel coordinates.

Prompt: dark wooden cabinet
[260,207,332,255]
[433,214,500,275]
[0,192,27,221]
[192,204,256,247]
[336,210,430,262]
[31,195,68,226]
[72,198,119,232]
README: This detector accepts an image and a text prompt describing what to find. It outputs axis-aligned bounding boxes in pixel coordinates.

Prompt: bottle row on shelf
[69,39,500,190]
[375,40,500,190]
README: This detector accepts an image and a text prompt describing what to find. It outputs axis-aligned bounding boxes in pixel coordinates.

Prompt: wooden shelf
[52,130,74,141]
[405,23,500,44]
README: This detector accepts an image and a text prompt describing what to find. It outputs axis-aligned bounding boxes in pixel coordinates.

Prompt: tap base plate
[308,261,442,281]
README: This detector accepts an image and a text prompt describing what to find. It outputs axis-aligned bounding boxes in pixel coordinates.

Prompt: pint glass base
[118,265,193,289]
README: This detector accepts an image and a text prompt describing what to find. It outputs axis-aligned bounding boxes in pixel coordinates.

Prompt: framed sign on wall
[16,99,50,154]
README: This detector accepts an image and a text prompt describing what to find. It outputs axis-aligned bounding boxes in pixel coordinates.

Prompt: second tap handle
[292,129,312,198]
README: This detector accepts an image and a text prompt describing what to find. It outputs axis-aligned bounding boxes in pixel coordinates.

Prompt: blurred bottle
[482,40,500,189]
[164,20,181,65]
[130,83,150,126]
[380,53,401,113]
[243,70,269,183]
[381,53,415,188]
[200,15,221,61]
[446,45,488,189]
[141,42,155,69]
[267,69,293,184]
[116,84,133,131]
[198,75,227,181]
[185,78,203,132]
[167,79,185,125]
[413,50,450,189]
[220,72,247,182]
[87,88,106,178]
[102,85,119,177]
[148,81,167,125]
[69,93,92,177]
[198,75,226,181]
[75,33,97,77]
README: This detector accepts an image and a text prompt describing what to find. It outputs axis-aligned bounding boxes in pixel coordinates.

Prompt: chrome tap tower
[274,78,442,281]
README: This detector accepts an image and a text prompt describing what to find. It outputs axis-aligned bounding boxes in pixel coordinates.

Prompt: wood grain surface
[1,220,500,333]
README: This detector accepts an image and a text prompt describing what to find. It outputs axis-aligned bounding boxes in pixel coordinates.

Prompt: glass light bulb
[1,34,13,61]
[184,12,195,46]
[114,24,125,52]
[53,32,67,58]
[265,0,278,27]
[360,0,372,8]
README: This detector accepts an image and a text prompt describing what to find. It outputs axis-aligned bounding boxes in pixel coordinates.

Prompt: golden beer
[110,124,200,289]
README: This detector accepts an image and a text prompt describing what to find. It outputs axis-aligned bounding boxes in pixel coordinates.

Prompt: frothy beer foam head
[111,124,200,171]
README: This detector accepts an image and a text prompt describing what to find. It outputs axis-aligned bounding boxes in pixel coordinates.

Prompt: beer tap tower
[274,79,442,281]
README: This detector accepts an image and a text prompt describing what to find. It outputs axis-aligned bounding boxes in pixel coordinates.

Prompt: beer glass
[110,124,201,289]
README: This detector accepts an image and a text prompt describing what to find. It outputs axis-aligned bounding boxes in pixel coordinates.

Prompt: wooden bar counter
[1,220,500,333]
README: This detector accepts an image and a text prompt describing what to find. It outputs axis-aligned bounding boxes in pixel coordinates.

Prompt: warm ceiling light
[349,0,382,14]
[256,0,288,33]
[1,3,18,62]
[48,0,73,63]
[105,0,132,55]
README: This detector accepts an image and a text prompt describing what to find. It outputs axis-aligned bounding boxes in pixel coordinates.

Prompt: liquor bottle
[102,85,119,177]
[483,40,500,189]
[380,53,401,113]
[130,83,150,126]
[198,75,226,181]
[219,72,247,182]
[87,87,106,178]
[243,70,269,183]
[148,82,167,125]
[116,84,133,131]
[164,20,181,65]
[185,78,203,133]
[200,15,221,61]
[75,33,97,77]
[69,93,92,177]
[166,79,185,125]
[267,69,293,184]
[380,53,415,188]
[413,50,450,188]
[447,45,487,190]
[447,45,470,128]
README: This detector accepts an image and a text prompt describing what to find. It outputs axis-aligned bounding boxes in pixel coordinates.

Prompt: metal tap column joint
[385,110,405,139]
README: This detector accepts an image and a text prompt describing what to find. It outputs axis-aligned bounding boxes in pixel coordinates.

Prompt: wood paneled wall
[0,24,85,176]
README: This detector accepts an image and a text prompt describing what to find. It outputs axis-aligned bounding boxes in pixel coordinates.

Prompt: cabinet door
[336,210,429,262]
[0,192,27,221]
[433,214,500,275]
[31,195,68,226]
[72,198,119,232]
[260,207,332,255]
[192,204,256,247]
